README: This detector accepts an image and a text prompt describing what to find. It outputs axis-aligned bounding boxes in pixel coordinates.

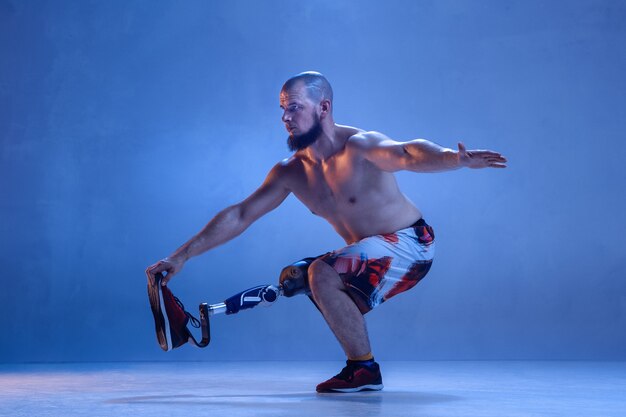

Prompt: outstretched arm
[353,132,507,172]
[146,163,291,285]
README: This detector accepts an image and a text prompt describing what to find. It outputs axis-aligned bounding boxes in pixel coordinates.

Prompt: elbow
[216,204,248,235]
[401,147,424,172]
[230,204,247,225]
[232,203,255,231]
[399,145,417,171]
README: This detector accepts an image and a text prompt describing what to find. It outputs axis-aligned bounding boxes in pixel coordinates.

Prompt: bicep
[358,134,448,172]
[238,165,291,224]
[356,133,411,172]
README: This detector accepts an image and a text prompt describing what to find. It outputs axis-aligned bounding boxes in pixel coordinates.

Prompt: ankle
[347,354,377,371]
[348,352,374,362]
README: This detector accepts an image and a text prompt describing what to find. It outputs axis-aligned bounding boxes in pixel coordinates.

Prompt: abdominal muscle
[285,126,423,244]
[290,172,423,244]
[324,195,423,244]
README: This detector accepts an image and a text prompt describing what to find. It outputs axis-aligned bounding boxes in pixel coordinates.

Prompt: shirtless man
[146,71,507,393]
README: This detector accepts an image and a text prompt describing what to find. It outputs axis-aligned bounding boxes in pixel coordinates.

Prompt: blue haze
[1,0,625,362]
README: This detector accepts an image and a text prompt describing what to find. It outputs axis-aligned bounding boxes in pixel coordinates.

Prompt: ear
[319,99,332,118]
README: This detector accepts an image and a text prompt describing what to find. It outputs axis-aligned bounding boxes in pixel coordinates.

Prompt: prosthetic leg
[148,258,315,351]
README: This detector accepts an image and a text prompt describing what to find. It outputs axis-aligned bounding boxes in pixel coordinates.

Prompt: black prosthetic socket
[278,256,323,311]
[279,257,317,297]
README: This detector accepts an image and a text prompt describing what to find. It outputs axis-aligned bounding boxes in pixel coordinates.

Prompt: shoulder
[266,155,303,186]
[345,131,409,171]
[346,130,396,153]
[270,157,296,176]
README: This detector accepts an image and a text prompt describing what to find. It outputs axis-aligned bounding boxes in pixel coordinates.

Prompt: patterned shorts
[318,218,435,313]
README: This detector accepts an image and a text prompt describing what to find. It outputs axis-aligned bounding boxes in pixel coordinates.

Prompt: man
[146,71,507,393]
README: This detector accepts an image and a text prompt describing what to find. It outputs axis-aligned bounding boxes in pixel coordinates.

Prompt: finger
[149,261,167,274]
[485,153,507,163]
[161,271,174,286]
[470,150,503,158]
[146,261,170,284]
[146,268,154,285]
[482,154,507,161]
[146,266,159,286]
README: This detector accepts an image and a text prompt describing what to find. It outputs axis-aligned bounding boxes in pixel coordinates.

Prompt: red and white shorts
[318,218,435,313]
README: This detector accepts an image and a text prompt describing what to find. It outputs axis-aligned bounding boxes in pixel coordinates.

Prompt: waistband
[408,217,435,242]
[411,218,428,228]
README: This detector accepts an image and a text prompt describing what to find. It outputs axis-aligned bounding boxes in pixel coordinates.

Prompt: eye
[287,104,303,113]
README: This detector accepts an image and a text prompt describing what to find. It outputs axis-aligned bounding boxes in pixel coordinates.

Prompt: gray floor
[1,361,624,417]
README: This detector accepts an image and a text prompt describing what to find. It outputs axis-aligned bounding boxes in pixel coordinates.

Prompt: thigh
[318,225,436,312]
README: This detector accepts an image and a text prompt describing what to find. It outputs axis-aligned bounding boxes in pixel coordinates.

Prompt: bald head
[281,71,333,104]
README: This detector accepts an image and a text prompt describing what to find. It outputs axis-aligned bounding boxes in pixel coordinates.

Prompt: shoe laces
[173,295,201,328]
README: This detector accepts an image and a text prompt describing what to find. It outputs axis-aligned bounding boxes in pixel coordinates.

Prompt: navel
[349,197,356,204]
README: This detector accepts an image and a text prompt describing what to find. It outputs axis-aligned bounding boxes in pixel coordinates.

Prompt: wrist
[168,251,188,264]
[448,149,463,169]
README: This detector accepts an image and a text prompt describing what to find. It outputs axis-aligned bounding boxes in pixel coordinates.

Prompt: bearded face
[287,112,323,152]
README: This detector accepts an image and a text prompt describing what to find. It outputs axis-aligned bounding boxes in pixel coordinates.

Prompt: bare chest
[289,155,370,217]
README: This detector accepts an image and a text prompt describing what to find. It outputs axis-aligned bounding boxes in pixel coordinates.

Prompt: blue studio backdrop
[1,0,625,362]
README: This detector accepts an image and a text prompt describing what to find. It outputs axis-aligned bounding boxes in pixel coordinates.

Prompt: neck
[302,123,341,162]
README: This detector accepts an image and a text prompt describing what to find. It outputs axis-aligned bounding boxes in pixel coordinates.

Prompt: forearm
[403,139,461,172]
[170,204,248,262]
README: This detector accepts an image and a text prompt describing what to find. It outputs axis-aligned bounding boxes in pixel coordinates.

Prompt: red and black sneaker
[147,272,201,351]
[316,361,384,393]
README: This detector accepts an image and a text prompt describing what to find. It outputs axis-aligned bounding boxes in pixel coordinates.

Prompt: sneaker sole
[318,383,384,393]
[147,273,171,351]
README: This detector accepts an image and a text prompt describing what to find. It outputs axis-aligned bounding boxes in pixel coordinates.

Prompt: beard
[287,115,323,152]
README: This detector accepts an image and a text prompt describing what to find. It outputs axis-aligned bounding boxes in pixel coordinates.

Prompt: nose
[282,110,291,123]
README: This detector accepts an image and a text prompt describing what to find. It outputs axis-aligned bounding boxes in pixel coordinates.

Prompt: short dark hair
[281,71,333,103]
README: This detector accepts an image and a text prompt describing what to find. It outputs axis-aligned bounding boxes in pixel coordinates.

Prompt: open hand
[458,142,507,169]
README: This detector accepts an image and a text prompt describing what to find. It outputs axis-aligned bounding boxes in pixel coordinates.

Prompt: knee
[308,259,341,295]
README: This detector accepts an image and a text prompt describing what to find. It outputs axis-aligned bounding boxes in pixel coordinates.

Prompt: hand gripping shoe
[147,272,209,351]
